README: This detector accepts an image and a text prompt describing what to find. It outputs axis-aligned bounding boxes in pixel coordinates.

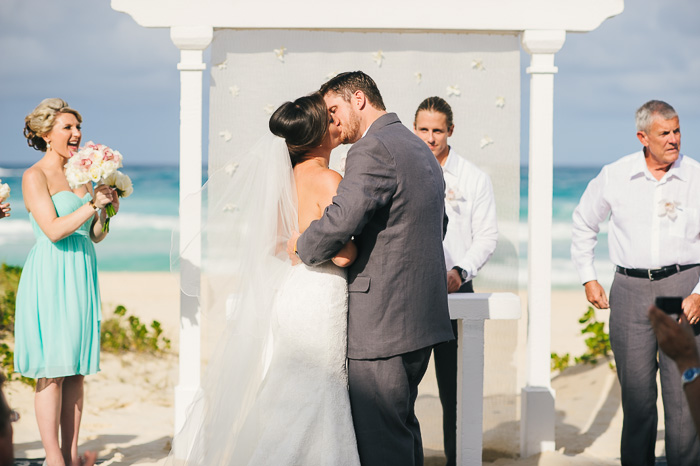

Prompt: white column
[450,293,521,466]
[519,29,565,458]
[170,25,213,436]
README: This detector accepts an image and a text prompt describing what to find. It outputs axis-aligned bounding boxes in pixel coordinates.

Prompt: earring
[46,141,51,151]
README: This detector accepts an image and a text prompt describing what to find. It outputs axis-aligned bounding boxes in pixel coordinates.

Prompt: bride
[169,92,361,466]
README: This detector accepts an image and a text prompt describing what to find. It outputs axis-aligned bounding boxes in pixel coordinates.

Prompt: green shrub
[0,263,21,333]
[101,305,171,353]
[551,306,613,372]
[0,264,170,387]
[0,343,35,387]
[0,264,33,385]
[550,352,571,372]
[574,306,612,365]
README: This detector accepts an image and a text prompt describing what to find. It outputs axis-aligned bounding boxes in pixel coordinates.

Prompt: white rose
[66,171,90,189]
[115,172,133,197]
[103,171,118,186]
[112,150,124,168]
[0,182,10,201]
[88,160,104,183]
[100,160,119,180]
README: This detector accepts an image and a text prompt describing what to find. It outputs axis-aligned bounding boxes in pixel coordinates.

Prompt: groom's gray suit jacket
[297,112,454,359]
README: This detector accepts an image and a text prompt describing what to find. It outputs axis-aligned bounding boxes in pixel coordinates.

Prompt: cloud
[519,0,700,165]
[2,0,698,166]
[554,0,700,114]
[0,0,178,98]
[0,0,181,165]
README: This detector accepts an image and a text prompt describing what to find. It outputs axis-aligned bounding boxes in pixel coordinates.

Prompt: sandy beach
[5,272,666,465]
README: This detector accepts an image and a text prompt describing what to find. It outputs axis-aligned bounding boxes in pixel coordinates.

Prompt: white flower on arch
[471,59,485,71]
[224,162,239,176]
[446,85,461,97]
[480,135,494,149]
[219,130,232,142]
[274,47,287,62]
[372,50,384,67]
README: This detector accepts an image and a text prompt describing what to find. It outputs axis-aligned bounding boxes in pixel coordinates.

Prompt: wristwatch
[452,266,468,284]
[681,367,700,387]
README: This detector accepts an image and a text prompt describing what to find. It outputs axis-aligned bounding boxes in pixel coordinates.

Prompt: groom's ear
[353,90,367,110]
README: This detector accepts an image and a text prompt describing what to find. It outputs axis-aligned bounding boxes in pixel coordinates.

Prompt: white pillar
[170,25,213,435]
[450,293,521,466]
[519,29,565,458]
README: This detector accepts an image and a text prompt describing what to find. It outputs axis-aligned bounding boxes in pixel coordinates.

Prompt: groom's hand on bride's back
[287,231,302,265]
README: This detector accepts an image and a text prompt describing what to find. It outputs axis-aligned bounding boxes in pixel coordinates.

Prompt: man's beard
[340,109,362,144]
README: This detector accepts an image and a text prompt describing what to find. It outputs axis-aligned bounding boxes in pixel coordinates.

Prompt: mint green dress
[14,191,101,379]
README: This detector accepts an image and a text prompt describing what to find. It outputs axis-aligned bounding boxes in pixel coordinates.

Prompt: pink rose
[79,157,93,169]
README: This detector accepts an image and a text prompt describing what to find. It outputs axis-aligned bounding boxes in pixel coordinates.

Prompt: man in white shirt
[414,96,498,466]
[572,100,700,465]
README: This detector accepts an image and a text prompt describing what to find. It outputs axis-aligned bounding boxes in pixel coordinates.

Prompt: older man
[572,100,700,465]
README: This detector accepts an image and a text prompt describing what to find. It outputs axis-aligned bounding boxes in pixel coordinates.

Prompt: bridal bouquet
[65,141,131,232]
[0,179,9,202]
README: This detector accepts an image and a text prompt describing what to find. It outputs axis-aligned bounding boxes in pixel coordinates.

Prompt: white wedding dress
[169,136,360,466]
[232,262,360,465]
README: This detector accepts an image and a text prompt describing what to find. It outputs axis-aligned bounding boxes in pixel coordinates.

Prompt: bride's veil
[168,135,297,465]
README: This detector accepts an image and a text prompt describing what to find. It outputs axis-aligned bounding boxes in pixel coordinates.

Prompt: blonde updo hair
[24,98,82,152]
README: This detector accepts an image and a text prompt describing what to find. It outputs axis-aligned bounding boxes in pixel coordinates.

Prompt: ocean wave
[104,213,179,231]
[0,213,178,231]
[477,252,615,290]
[0,219,32,236]
[517,219,609,243]
[544,257,614,289]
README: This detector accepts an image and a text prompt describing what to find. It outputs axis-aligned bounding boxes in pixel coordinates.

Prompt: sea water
[0,165,187,272]
[0,164,609,289]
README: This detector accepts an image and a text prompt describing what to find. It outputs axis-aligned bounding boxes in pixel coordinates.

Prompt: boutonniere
[445,187,463,209]
[658,199,681,220]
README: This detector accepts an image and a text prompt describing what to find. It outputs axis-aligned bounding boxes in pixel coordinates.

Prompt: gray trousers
[609,266,700,466]
[348,346,433,466]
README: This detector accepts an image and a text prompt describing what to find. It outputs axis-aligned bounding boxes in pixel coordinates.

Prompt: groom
[288,71,454,466]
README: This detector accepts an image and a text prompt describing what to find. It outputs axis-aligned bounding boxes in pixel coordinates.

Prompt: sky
[0,0,698,167]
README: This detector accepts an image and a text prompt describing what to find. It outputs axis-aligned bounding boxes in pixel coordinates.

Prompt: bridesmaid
[14,98,117,466]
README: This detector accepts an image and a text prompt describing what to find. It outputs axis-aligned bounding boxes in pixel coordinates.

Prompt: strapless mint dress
[14,191,101,379]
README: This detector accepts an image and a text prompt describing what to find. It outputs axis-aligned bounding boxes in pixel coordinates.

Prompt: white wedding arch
[111,0,623,463]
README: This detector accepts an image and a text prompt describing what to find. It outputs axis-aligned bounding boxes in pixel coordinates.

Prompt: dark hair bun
[269,93,328,166]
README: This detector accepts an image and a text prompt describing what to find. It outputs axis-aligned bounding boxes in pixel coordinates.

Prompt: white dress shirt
[441,149,498,283]
[572,151,700,294]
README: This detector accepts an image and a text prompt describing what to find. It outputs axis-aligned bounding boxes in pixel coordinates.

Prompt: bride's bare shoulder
[295,164,342,192]
[315,167,342,190]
